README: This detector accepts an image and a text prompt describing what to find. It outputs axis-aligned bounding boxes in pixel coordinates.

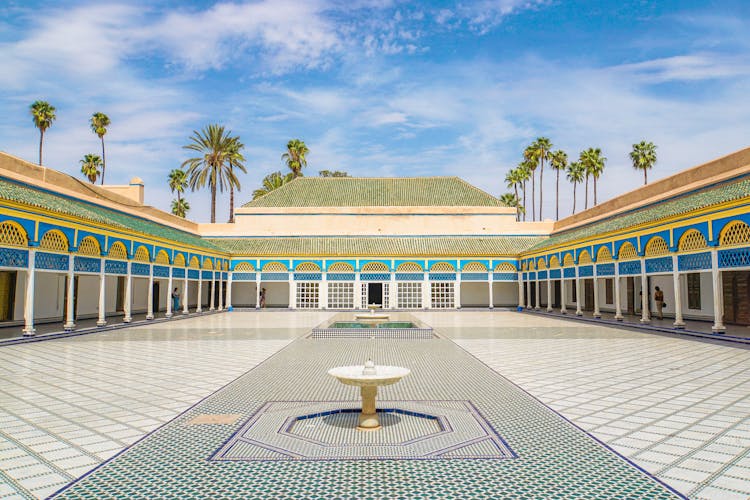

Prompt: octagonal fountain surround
[328,359,410,430]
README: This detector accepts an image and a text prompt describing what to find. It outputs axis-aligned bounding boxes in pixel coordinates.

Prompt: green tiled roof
[528,177,750,253]
[207,236,544,257]
[243,177,505,207]
[0,179,223,252]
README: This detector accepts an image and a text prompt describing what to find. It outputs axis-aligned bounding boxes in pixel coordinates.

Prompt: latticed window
[108,242,128,260]
[263,261,287,272]
[155,251,170,264]
[328,283,354,309]
[719,220,750,247]
[296,262,321,272]
[494,262,517,272]
[397,262,423,272]
[39,230,69,252]
[597,247,613,263]
[563,254,575,267]
[173,253,186,267]
[548,256,560,268]
[430,262,455,272]
[133,246,151,262]
[577,251,592,264]
[202,258,214,270]
[397,282,422,309]
[463,261,487,272]
[618,242,638,260]
[521,262,527,271]
[361,283,368,305]
[536,258,547,270]
[234,262,254,271]
[296,282,319,308]
[0,222,28,247]
[328,262,354,272]
[528,261,535,270]
[189,257,201,269]
[644,237,669,256]
[77,237,100,256]
[678,230,708,252]
[361,262,389,272]
[431,282,455,308]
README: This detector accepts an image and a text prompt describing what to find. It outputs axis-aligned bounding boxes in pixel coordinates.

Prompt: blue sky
[1,0,749,222]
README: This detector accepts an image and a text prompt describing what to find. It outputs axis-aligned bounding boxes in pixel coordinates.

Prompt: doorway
[0,271,17,321]
[367,283,383,306]
[723,271,750,325]
[584,279,594,311]
[153,282,160,313]
[626,277,635,315]
[553,281,561,308]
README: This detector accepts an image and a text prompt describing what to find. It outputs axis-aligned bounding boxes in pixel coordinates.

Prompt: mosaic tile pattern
[422,311,750,500]
[54,337,680,499]
[0,312,329,500]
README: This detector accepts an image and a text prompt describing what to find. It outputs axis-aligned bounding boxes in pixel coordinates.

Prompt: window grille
[361,262,389,272]
[494,262,516,272]
[296,282,319,309]
[0,222,27,247]
[577,250,592,264]
[234,262,254,271]
[296,262,321,272]
[173,253,186,267]
[548,256,560,268]
[563,254,575,266]
[76,237,100,256]
[202,258,214,270]
[155,251,170,264]
[397,282,422,309]
[383,283,390,309]
[618,242,638,260]
[678,230,708,252]
[396,262,423,272]
[328,283,354,309]
[361,283,368,306]
[719,221,750,247]
[687,273,701,310]
[431,282,455,308]
[328,262,354,272]
[39,230,68,252]
[536,258,547,270]
[189,256,201,269]
[133,246,151,262]
[597,247,613,263]
[644,237,669,257]
[430,262,455,272]
[263,262,287,272]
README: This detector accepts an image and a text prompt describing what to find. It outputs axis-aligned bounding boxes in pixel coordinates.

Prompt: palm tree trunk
[522,181,527,221]
[573,182,577,214]
[594,178,598,206]
[513,185,519,222]
[555,170,560,220]
[38,130,44,166]
[100,136,106,185]
[211,185,216,223]
[644,169,648,185]
[531,172,536,221]
[229,185,235,223]
[584,176,589,210]
[539,160,544,221]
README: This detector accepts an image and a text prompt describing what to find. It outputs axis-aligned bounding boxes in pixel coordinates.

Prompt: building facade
[0,147,749,336]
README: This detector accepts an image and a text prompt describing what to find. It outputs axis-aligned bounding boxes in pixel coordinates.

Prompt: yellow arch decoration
[173,253,186,267]
[563,254,575,267]
[262,261,288,272]
[719,220,750,247]
[155,250,170,265]
[202,258,214,270]
[548,256,560,268]
[189,256,200,269]
[133,246,151,262]
[328,262,354,272]
[296,262,321,272]
[397,262,423,272]
[77,236,101,256]
[233,262,255,271]
[0,221,29,247]
[430,262,455,272]
[578,250,592,265]
[536,258,547,270]
[39,230,69,252]
[618,242,638,260]
[678,230,708,252]
[463,262,487,272]
[644,236,669,257]
[108,242,128,260]
[596,246,613,263]
[494,262,517,272]
[361,262,389,272]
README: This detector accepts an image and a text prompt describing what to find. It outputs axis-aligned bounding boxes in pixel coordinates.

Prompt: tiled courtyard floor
[0,311,747,499]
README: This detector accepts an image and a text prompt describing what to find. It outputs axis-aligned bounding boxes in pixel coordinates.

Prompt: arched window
[233,262,255,271]
[133,246,151,262]
[577,250,592,265]
[397,262,423,272]
[536,258,547,270]
[596,246,613,263]
[189,256,201,269]
[202,258,214,270]
[677,230,708,252]
[262,261,288,272]
[295,262,321,272]
[644,236,669,257]
[563,254,575,267]
[39,230,69,252]
[77,236,101,256]
[719,220,750,247]
[494,262,517,272]
[108,242,128,260]
[617,242,638,260]
[548,256,560,268]
[361,262,389,272]
[173,253,186,267]
[0,221,29,247]
[328,262,354,272]
[155,250,170,265]
[462,262,487,272]
[431,262,455,272]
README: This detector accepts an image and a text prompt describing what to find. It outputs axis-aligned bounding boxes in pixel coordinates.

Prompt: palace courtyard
[0,311,747,499]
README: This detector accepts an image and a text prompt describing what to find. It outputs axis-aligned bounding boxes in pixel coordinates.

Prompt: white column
[123,261,132,322]
[592,268,601,318]
[289,278,296,309]
[560,274,567,314]
[546,274,553,312]
[354,273,362,309]
[64,254,75,330]
[614,263,623,320]
[672,254,684,328]
[226,272,233,311]
[575,266,582,316]
[389,274,396,309]
[526,272,532,309]
[711,248,725,332]
[488,275,494,309]
[517,272,524,310]
[146,263,154,320]
[422,275,430,309]
[534,274,540,310]
[320,276,328,309]
[166,267,173,318]
[97,257,106,326]
[640,258,650,323]
[455,273,462,309]
[196,273,203,313]
[22,249,36,336]
[209,272,216,310]
[183,271,189,314]
[217,272,223,311]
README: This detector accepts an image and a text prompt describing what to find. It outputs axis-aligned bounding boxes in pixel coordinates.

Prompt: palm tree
[182,124,235,223]
[226,137,247,223]
[171,198,190,218]
[252,171,294,200]
[566,161,585,215]
[319,170,349,177]
[517,160,533,221]
[630,141,657,185]
[30,101,56,166]
[548,149,568,220]
[499,193,524,221]
[528,137,553,220]
[282,139,309,178]
[90,112,110,184]
[581,147,606,206]
[168,169,188,204]
[80,154,102,184]
[523,146,538,221]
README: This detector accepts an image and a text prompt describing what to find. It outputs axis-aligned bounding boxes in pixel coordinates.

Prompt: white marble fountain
[328,359,410,430]
[354,304,390,322]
